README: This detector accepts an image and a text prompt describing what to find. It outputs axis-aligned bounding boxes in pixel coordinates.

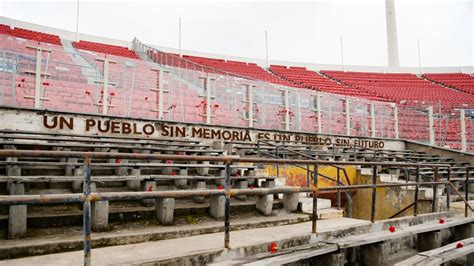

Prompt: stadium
[0,0,473,264]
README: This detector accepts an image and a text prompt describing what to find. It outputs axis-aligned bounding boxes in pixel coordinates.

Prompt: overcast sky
[1,0,472,67]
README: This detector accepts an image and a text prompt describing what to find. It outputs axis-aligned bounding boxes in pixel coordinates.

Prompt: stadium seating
[0,24,61,45]
[321,71,474,111]
[424,73,474,95]
[180,55,301,88]
[73,40,139,59]
[269,65,383,101]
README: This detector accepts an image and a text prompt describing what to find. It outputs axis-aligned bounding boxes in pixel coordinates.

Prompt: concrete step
[298,197,332,213]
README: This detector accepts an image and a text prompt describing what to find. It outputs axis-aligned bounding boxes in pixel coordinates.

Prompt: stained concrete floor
[0,217,371,265]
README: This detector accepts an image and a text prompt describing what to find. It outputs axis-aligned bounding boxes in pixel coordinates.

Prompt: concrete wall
[406,141,474,164]
[0,107,407,151]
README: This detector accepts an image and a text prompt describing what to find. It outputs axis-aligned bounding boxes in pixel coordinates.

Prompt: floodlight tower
[385,0,400,68]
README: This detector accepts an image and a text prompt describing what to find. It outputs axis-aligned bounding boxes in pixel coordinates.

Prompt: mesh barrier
[2,35,473,152]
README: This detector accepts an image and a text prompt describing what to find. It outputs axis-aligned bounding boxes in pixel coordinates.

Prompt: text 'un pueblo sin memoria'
[42,115,385,148]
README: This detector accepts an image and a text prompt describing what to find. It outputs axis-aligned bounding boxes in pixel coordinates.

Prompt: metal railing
[0,149,472,266]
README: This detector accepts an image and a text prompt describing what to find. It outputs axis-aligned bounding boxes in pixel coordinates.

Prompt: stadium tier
[424,73,474,95]
[73,40,139,59]
[269,65,383,101]
[321,70,474,110]
[0,24,61,45]
[0,23,473,152]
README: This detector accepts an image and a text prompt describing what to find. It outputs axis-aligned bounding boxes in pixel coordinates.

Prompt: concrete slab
[0,218,371,265]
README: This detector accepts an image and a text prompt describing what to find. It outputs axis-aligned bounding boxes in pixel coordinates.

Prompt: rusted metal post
[466,168,470,218]
[312,164,318,234]
[414,166,419,216]
[336,168,341,209]
[446,167,451,211]
[432,167,439,213]
[371,164,377,223]
[224,162,231,249]
[83,156,92,266]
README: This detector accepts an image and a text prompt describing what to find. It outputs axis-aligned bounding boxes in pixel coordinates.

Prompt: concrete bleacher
[0,130,307,239]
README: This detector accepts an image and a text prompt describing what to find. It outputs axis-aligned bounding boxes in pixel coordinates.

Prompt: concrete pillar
[162,151,174,175]
[235,180,248,201]
[209,195,225,219]
[315,253,345,266]
[72,167,83,193]
[174,169,188,188]
[256,195,273,216]
[6,145,21,176]
[360,242,390,265]
[417,231,442,251]
[385,0,400,67]
[127,168,141,191]
[453,223,473,241]
[193,181,206,203]
[116,159,129,176]
[142,181,156,207]
[155,198,175,225]
[283,193,299,212]
[215,171,225,187]
[90,183,109,231]
[8,182,27,239]
[247,169,256,186]
[224,143,234,156]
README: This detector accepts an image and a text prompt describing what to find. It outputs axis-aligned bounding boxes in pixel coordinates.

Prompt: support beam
[24,45,51,108]
[346,99,351,136]
[155,198,175,225]
[371,103,376,138]
[199,76,216,124]
[242,83,257,128]
[150,68,170,119]
[95,57,117,115]
[393,104,399,139]
[460,109,467,152]
[428,106,435,145]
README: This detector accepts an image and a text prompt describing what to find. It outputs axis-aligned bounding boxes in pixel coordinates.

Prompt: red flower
[269,242,278,253]
[148,185,153,192]
[144,96,149,100]
[85,91,91,95]
[21,78,25,82]
[213,104,219,108]
[438,218,445,224]
[388,226,396,233]
[109,92,115,96]
[166,160,172,164]
[217,185,224,190]
[115,159,122,163]
[456,242,463,248]
[171,171,176,176]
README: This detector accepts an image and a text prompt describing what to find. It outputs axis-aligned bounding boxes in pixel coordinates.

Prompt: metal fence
[0,34,473,151]
[0,149,472,265]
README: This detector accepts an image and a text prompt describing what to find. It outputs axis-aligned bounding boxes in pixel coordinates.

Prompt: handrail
[0,149,471,266]
[257,139,353,215]
[0,150,451,167]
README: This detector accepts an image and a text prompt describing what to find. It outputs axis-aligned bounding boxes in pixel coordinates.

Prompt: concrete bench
[323,217,474,265]
[0,133,212,148]
[395,237,474,265]
[0,141,225,155]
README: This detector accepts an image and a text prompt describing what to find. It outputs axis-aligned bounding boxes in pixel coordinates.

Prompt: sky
[0,0,472,67]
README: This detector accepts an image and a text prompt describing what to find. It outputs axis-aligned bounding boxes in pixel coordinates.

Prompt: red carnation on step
[456,242,463,248]
[388,226,396,233]
[269,242,278,253]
